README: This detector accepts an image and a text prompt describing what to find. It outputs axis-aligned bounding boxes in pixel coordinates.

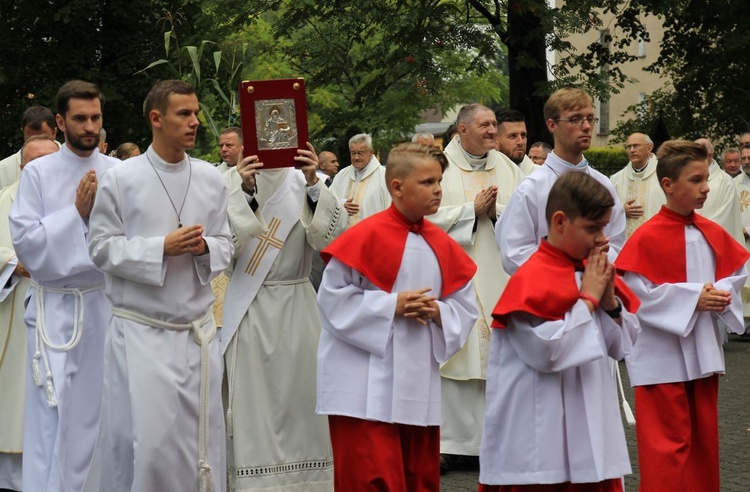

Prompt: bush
[583,147,629,177]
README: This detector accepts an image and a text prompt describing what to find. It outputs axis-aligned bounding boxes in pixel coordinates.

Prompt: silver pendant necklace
[146,153,192,228]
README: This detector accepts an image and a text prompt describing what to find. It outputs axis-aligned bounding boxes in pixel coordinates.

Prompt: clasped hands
[396,287,441,328]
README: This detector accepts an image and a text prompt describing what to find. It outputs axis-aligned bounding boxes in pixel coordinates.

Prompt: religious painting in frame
[239,78,309,168]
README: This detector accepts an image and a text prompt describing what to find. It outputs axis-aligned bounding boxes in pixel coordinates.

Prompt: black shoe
[440,454,479,474]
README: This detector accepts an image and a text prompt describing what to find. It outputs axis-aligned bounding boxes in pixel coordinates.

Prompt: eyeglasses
[556,116,599,127]
[624,143,643,150]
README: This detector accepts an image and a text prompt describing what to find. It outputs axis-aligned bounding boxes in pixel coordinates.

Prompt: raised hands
[579,246,614,312]
[76,170,97,218]
[474,185,498,218]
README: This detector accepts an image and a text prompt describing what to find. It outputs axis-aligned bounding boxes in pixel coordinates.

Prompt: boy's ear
[551,210,567,232]
[149,109,162,129]
[661,176,672,195]
[390,178,403,198]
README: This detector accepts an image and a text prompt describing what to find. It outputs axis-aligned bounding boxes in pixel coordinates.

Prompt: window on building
[638,25,648,58]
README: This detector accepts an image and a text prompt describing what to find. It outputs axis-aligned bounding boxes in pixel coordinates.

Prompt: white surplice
[222,167,346,491]
[697,161,745,245]
[0,181,27,491]
[733,172,750,316]
[87,147,233,491]
[518,154,540,176]
[8,144,117,492]
[623,227,747,386]
[610,155,666,238]
[329,156,390,226]
[497,151,626,275]
[479,293,638,485]
[426,138,525,455]
[0,150,21,190]
[316,238,478,425]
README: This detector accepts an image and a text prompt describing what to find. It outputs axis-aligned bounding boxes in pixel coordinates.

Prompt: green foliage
[584,146,629,177]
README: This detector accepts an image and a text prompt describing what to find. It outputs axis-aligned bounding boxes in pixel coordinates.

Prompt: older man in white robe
[330,133,390,226]
[220,143,346,491]
[427,104,525,466]
[0,136,58,492]
[9,80,117,492]
[610,132,665,238]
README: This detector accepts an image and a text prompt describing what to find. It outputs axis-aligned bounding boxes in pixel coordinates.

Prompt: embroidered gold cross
[245,217,284,275]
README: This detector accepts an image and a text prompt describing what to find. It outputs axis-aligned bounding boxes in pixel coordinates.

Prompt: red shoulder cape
[321,204,477,296]
[616,206,749,284]
[491,239,640,328]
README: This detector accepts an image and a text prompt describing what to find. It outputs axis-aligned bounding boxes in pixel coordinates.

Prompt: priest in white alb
[0,136,59,491]
[427,104,526,465]
[610,133,665,238]
[220,142,346,491]
[9,80,117,492]
[87,80,233,492]
[329,133,390,226]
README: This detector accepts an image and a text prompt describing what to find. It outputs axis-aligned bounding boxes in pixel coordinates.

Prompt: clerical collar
[545,151,590,177]
[632,162,648,173]
[457,138,488,170]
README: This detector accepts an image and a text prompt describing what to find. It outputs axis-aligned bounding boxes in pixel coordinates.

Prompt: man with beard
[497,87,626,275]
[495,108,539,176]
[427,104,525,472]
[9,80,118,492]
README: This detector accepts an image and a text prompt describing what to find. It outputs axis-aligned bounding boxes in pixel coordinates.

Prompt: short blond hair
[385,143,447,190]
[544,87,593,121]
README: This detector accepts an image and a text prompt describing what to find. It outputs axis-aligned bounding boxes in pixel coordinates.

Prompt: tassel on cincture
[226,408,233,438]
[45,374,58,408]
[198,460,214,492]
[31,352,42,386]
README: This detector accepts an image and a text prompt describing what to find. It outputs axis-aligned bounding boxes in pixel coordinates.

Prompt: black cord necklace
[146,153,192,228]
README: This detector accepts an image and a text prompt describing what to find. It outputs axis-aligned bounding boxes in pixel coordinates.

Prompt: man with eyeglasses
[330,133,390,227]
[497,87,626,275]
[722,148,742,177]
[528,141,551,165]
[738,132,750,150]
[610,132,665,237]
[694,138,744,245]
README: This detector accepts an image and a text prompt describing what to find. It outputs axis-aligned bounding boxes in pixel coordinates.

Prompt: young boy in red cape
[616,140,749,492]
[316,143,479,491]
[479,172,641,492]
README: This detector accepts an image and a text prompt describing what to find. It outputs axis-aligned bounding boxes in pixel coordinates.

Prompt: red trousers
[634,375,719,492]
[328,415,440,492]
[478,478,623,492]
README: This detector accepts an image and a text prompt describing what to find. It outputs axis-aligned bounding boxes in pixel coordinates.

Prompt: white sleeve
[431,280,478,363]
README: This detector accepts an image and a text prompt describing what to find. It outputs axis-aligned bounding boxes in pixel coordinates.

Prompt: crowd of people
[0,79,746,492]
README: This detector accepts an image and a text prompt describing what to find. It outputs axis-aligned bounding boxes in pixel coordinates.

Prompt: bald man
[694,137,744,244]
[0,135,59,491]
[609,132,665,237]
[316,151,339,185]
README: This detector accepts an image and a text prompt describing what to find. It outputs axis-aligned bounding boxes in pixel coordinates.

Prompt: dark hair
[56,80,104,117]
[656,140,708,183]
[221,126,242,139]
[144,80,196,128]
[385,142,448,188]
[495,108,525,125]
[21,106,55,131]
[546,172,614,224]
[530,141,552,152]
[442,123,458,147]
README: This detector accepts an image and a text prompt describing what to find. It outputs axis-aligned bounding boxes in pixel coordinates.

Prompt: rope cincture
[30,281,105,408]
[112,307,216,492]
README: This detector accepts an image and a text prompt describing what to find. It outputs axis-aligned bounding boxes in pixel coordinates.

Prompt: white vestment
[9,144,116,492]
[87,147,233,491]
[697,161,744,245]
[221,167,345,491]
[0,181,27,491]
[0,150,21,190]
[497,151,626,275]
[733,173,750,316]
[316,240,478,425]
[427,138,525,455]
[479,290,638,485]
[329,156,390,226]
[624,228,746,386]
[518,154,540,176]
[610,155,665,238]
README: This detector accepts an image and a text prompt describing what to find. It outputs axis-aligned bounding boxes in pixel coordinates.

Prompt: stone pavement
[441,335,750,491]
